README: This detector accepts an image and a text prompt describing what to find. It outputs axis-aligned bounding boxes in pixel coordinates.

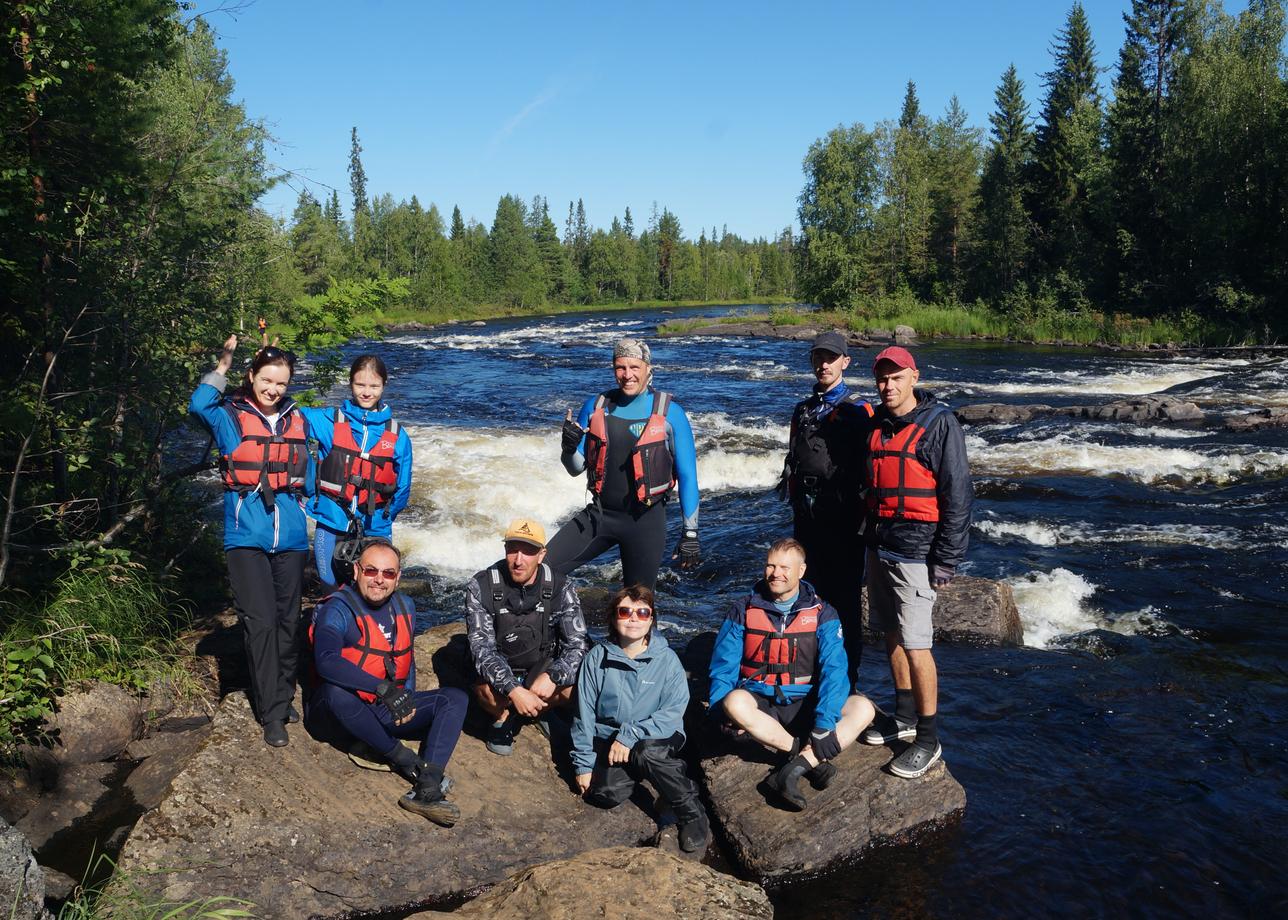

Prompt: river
[351,305,1286,917]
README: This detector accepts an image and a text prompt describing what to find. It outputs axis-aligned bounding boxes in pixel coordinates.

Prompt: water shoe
[862,710,916,746]
[888,741,943,779]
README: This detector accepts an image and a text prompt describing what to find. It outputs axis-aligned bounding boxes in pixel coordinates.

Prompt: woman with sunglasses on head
[570,585,710,853]
[300,354,413,586]
[189,335,313,748]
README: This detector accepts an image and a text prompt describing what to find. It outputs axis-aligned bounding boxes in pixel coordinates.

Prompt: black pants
[584,734,703,823]
[226,547,307,724]
[546,501,668,589]
[794,512,865,688]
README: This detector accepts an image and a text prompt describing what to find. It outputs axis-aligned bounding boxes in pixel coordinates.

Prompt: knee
[628,738,675,769]
[721,689,755,723]
[313,683,363,719]
[584,786,629,810]
[842,694,875,726]
[438,686,469,714]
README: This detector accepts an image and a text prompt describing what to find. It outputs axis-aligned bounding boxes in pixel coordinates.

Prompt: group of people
[188,326,971,843]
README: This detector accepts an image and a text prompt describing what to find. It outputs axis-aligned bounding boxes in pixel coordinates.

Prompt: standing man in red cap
[860,346,972,778]
[779,331,876,690]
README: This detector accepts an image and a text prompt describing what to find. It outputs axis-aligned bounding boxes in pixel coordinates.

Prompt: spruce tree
[348,126,368,217]
[975,65,1035,298]
[623,205,634,238]
[928,96,983,297]
[449,205,465,241]
[877,80,934,294]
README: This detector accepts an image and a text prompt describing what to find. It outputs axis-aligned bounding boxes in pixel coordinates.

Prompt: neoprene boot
[398,762,461,827]
[678,811,710,853]
[767,754,810,811]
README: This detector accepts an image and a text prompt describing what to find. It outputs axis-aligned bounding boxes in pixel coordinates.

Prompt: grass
[659,297,1267,348]
[55,854,255,919]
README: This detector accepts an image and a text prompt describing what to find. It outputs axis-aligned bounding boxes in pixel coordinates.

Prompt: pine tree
[975,65,1036,298]
[928,96,983,297]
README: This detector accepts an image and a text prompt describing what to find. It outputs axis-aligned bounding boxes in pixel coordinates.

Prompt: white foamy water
[942,360,1240,398]
[1008,568,1102,648]
[966,433,1288,486]
[396,419,784,577]
[388,316,647,353]
[975,517,1247,550]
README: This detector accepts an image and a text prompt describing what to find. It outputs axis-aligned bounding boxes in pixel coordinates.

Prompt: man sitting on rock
[707,538,875,810]
[466,518,588,756]
[307,539,466,827]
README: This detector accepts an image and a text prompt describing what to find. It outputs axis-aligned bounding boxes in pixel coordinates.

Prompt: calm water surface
[350,306,1286,919]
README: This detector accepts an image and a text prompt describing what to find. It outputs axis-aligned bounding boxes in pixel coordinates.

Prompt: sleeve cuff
[199,371,228,392]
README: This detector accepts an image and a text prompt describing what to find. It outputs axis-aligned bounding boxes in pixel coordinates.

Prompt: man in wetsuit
[307,539,466,826]
[466,518,588,756]
[859,346,972,779]
[779,331,875,689]
[548,338,700,589]
[707,538,875,810]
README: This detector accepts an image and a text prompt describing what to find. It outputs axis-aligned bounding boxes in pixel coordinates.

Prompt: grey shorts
[866,550,936,650]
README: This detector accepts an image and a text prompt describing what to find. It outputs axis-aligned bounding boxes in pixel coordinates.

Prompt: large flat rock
[862,575,1024,647]
[410,846,772,919]
[698,739,965,884]
[114,624,657,919]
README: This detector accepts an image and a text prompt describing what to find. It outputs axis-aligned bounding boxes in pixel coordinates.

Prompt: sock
[894,688,916,725]
[914,713,938,750]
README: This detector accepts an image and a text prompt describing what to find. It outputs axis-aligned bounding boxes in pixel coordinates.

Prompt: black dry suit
[474,562,563,679]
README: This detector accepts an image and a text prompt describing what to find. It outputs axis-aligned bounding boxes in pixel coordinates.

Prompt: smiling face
[763,547,807,602]
[612,596,654,645]
[249,362,292,414]
[613,357,650,398]
[504,539,547,585]
[350,368,385,410]
[811,348,850,391]
[353,543,401,606]
[874,361,920,417]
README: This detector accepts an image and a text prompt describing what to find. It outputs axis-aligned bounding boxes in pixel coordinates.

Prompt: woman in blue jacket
[301,354,413,586]
[189,335,313,748]
[571,585,710,853]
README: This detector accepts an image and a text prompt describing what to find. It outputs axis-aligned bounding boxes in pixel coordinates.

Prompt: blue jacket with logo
[300,400,413,538]
[188,372,312,553]
[570,630,688,774]
[707,579,849,731]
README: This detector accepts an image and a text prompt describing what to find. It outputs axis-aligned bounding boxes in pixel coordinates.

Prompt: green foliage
[57,854,255,919]
[0,634,56,756]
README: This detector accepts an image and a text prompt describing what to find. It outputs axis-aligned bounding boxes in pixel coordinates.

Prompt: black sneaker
[398,787,460,827]
[766,757,809,811]
[861,710,916,746]
[262,720,288,748]
[888,741,943,779]
[805,761,837,790]
[486,719,518,756]
[678,812,710,853]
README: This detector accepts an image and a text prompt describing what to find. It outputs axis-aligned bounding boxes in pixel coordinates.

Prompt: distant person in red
[860,346,973,778]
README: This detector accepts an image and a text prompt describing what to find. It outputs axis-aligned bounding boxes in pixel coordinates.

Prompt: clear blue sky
[193,1,1206,240]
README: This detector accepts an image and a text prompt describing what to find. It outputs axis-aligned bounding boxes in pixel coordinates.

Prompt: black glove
[932,564,955,588]
[375,679,415,722]
[561,418,584,454]
[674,530,700,571]
[810,728,842,762]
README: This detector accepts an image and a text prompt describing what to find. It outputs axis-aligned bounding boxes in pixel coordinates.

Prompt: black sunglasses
[257,345,297,366]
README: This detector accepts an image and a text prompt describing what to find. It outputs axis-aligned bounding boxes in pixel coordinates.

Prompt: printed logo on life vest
[799,616,817,626]
[503,632,519,643]
[629,421,646,438]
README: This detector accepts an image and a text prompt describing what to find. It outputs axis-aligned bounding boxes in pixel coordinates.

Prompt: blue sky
[197,1,1194,239]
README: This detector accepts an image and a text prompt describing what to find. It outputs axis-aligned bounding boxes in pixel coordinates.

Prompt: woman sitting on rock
[570,585,710,853]
[302,353,413,587]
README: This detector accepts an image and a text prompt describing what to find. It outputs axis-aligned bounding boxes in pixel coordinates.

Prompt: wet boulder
[697,740,965,884]
[955,403,1054,425]
[894,324,917,344]
[408,846,772,919]
[1224,407,1288,432]
[0,818,51,920]
[114,624,657,919]
[862,575,1024,647]
[1071,395,1205,423]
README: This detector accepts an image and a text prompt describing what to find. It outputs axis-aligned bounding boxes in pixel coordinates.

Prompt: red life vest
[583,390,676,506]
[866,407,948,523]
[739,601,822,686]
[309,586,414,704]
[316,410,401,517]
[219,403,308,505]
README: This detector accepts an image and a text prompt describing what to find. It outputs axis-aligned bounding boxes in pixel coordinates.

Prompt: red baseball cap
[872,345,917,372]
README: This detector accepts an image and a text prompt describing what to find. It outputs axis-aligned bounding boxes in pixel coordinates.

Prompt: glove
[375,679,415,722]
[561,417,584,455]
[674,530,700,571]
[932,564,955,587]
[810,729,842,762]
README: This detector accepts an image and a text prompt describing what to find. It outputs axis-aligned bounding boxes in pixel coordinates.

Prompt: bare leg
[834,694,876,751]
[722,690,798,754]
[905,648,938,717]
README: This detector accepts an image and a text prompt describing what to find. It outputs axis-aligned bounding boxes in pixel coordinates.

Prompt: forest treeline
[2,0,1287,597]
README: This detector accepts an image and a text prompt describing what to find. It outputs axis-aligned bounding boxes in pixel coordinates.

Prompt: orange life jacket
[584,390,676,506]
[316,410,401,517]
[218,403,308,507]
[309,586,414,703]
[866,406,948,523]
[739,601,822,686]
